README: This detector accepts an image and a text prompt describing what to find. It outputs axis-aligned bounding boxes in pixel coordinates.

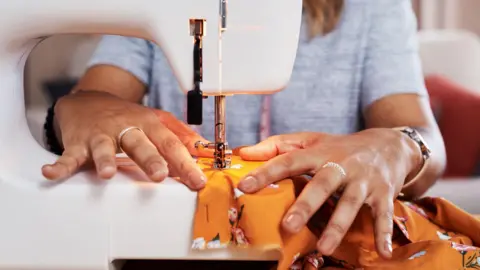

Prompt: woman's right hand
[41,90,208,190]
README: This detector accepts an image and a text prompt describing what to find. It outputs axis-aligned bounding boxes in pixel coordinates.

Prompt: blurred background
[24,0,480,211]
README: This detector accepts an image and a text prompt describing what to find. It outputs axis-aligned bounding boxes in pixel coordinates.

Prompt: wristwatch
[393,126,431,190]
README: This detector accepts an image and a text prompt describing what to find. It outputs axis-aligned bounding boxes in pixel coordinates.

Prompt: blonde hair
[303,0,345,38]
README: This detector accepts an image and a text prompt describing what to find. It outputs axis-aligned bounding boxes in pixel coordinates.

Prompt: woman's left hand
[237,128,422,259]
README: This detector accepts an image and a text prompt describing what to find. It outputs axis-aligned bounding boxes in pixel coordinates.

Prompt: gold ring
[322,161,347,178]
[117,126,143,152]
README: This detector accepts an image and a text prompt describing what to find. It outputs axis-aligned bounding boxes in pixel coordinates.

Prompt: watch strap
[393,126,431,191]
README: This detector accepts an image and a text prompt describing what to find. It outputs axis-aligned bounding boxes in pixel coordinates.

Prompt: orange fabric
[192,156,480,270]
[191,156,318,269]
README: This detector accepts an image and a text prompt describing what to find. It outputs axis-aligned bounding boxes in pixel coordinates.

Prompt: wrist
[44,100,64,155]
[392,127,431,191]
[48,90,110,153]
[52,106,63,148]
[402,133,423,182]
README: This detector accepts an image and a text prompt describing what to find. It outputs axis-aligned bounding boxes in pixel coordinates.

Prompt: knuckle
[378,230,393,238]
[144,155,166,168]
[161,138,182,151]
[327,222,347,236]
[120,131,143,149]
[72,146,88,158]
[312,178,335,197]
[385,182,395,191]
[278,154,295,169]
[355,182,369,198]
[95,154,115,163]
[62,147,88,166]
[294,200,314,217]
[126,141,145,156]
[378,177,394,189]
[158,111,174,121]
[90,134,114,149]
[178,159,193,173]
[376,222,394,236]
[62,133,84,147]
[59,154,78,167]
[302,134,319,147]
[144,110,161,126]
[341,193,363,207]
[55,159,75,175]
[95,155,115,166]
[377,210,394,222]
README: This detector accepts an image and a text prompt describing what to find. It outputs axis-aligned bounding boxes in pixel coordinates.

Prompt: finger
[89,134,117,179]
[120,128,168,182]
[316,182,367,256]
[370,189,395,259]
[147,124,206,190]
[239,132,320,161]
[238,149,319,193]
[282,166,344,234]
[153,110,212,157]
[42,145,88,180]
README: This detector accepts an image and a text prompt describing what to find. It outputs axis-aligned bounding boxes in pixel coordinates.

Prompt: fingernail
[284,213,303,232]
[239,176,256,192]
[318,234,336,255]
[149,163,165,176]
[385,234,393,254]
[187,171,206,189]
[100,165,115,175]
[196,175,207,188]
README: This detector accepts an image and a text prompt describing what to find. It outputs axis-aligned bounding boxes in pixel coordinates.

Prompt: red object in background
[425,75,480,178]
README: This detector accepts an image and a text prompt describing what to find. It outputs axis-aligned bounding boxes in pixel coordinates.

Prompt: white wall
[455,0,480,35]
[25,34,100,108]
[417,0,480,34]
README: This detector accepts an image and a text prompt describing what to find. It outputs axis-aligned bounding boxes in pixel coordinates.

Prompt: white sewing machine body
[0,0,302,269]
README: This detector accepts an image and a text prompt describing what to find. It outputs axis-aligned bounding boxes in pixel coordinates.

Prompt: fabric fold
[191,156,314,268]
[191,156,480,270]
[114,155,480,269]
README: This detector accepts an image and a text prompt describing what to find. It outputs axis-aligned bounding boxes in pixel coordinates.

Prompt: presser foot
[195,141,232,169]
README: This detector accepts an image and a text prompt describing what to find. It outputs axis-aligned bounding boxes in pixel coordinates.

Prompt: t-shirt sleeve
[361,0,427,111]
[87,35,153,86]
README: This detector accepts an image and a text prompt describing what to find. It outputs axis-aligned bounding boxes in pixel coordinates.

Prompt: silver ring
[322,162,347,178]
[117,126,143,152]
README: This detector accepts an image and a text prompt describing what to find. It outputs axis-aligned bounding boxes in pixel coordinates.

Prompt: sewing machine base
[121,259,277,270]
[0,140,280,270]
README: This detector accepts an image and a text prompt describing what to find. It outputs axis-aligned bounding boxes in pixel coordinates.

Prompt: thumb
[239,132,319,161]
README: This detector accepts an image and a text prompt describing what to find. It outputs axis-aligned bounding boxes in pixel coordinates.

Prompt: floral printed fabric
[191,156,317,270]
[190,155,480,270]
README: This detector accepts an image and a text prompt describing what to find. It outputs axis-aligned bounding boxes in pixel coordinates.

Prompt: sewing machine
[0,0,302,269]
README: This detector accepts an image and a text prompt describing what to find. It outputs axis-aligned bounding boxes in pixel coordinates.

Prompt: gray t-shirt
[87,0,427,148]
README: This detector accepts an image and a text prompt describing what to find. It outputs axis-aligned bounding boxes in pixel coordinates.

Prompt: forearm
[402,126,446,199]
[72,65,147,103]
